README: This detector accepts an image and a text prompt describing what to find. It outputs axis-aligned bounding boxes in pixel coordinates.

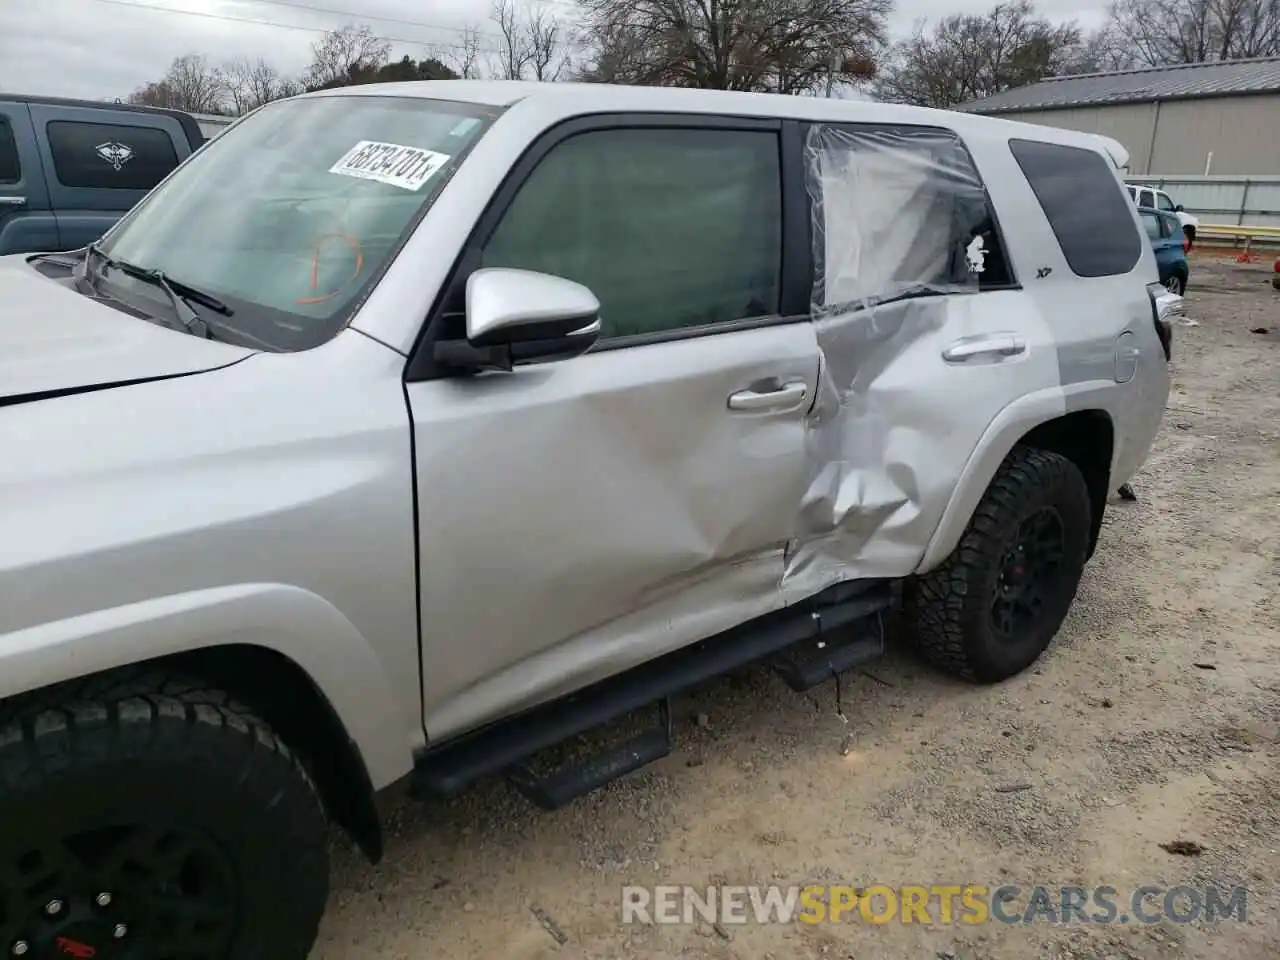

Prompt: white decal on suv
[95,141,135,171]
[965,234,986,274]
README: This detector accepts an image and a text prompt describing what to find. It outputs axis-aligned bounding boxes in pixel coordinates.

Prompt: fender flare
[0,582,415,790]
[916,383,1118,574]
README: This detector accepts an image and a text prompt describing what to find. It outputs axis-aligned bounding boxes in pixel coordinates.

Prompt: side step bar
[507,699,674,811]
[410,579,891,806]
[773,612,884,692]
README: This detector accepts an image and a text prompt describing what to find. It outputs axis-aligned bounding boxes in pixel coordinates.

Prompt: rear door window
[0,118,20,184]
[803,123,1014,313]
[45,120,180,191]
[1009,138,1142,278]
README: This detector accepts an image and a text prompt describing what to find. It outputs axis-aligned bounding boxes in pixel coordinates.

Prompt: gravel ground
[312,254,1280,960]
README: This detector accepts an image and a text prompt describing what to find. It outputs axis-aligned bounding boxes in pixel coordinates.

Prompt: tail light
[1183,237,1191,253]
[1147,283,1179,362]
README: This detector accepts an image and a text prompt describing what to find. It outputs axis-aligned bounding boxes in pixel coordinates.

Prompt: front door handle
[942,335,1026,363]
[0,196,27,207]
[727,380,809,412]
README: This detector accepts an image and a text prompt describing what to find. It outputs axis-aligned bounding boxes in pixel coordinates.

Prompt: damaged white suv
[0,81,1173,958]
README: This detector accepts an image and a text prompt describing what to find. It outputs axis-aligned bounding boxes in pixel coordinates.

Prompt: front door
[0,102,56,254]
[406,118,820,740]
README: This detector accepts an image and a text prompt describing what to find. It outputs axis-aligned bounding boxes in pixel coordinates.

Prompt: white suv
[1128,183,1200,246]
[0,81,1174,959]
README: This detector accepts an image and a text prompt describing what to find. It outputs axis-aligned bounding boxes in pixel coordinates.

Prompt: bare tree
[127,54,227,113]
[576,0,892,93]
[873,1,1087,108]
[224,57,301,115]
[493,0,534,79]
[527,4,573,80]
[305,23,392,89]
[488,0,573,80]
[1064,24,1143,73]
[1108,0,1280,65]
[446,26,488,78]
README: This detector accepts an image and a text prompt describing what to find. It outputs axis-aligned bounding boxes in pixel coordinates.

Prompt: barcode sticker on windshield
[328,140,451,192]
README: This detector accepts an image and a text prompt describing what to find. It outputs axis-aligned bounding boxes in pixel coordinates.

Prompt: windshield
[98,94,497,351]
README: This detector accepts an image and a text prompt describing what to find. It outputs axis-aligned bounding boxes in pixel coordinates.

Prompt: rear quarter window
[1010,138,1141,278]
[45,120,180,191]
[0,118,20,184]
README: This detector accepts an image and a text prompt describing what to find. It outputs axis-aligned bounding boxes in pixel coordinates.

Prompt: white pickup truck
[1127,183,1200,247]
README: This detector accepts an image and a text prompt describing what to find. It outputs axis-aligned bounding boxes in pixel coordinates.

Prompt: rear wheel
[1165,271,1187,295]
[0,675,329,960]
[905,447,1092,682]
[1183,224,1196,249]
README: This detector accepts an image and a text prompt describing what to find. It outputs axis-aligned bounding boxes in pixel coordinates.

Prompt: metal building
[957,57,1280,177]
[189,112,235,141]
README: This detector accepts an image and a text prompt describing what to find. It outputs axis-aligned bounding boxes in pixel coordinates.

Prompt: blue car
[1138,206,1190,295]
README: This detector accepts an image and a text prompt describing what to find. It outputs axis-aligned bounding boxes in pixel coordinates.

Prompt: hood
[0,255,255,403]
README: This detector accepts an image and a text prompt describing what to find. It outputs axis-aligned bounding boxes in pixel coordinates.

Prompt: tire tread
[908,445,1091,682]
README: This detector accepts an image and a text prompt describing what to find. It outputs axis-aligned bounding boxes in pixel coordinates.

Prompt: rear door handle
[0,196,27,207]
[942,335,1026,363]
[727,380,808,412]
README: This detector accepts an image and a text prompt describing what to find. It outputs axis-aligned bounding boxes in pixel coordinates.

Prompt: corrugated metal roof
[957,56,1280,114]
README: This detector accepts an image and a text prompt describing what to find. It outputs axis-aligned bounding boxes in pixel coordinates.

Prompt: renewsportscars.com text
[621,884,1248,926]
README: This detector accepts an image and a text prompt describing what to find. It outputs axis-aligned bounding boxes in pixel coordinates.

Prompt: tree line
[125,0,1280,115]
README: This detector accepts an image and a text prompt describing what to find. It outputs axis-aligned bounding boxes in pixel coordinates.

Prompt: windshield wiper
[83,241,233,338]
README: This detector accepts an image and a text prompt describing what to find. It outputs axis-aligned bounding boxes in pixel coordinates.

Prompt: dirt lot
[312,255,1280,960]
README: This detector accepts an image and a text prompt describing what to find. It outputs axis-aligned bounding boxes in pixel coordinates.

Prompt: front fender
[0,582,413,789]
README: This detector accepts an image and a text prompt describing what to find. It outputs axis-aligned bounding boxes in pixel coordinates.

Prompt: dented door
[780,122,1061,598]
[409,119,820,741]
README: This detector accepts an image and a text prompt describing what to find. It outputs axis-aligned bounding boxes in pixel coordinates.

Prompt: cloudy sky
[0,0,1108,103]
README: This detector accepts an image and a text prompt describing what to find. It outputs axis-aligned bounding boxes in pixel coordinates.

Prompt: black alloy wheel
[1,824,237,959]
[990,507,1067,642]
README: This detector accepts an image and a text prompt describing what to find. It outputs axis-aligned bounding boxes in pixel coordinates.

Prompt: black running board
[773,612,884,692]
[410,579,891,805]
[507,699,673,810]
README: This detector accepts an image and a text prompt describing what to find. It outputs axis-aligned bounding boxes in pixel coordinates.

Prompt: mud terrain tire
[0,673,329,960]
[906,446,1092,682]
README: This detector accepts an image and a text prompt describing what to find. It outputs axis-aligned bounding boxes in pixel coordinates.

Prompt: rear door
[0,102,57,254]
[28,103,192,250]
[405,115,820,739]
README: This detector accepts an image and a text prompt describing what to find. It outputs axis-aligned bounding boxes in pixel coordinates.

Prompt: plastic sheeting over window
[805,124,1009,316]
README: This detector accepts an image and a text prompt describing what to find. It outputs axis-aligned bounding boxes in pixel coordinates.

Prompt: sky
[0,0,1110,103]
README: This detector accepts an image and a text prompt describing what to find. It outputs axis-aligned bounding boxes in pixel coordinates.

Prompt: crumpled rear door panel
[779,122,1059,598]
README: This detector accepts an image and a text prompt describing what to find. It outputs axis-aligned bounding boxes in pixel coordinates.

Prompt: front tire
[905,447,1092,682]
[0,675,329,960]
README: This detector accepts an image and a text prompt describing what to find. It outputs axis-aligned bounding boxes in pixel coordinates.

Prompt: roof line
[1035,53,1280,85]
[965,85,1280,114]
